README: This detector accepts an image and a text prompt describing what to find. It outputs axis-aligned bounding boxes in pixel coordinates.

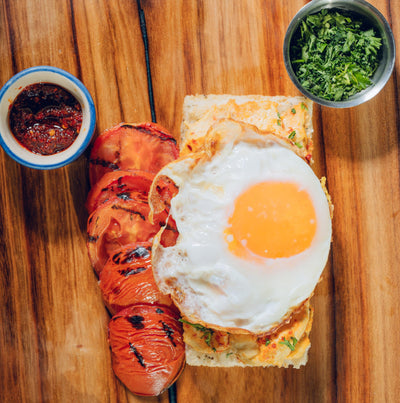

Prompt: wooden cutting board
[0,1,399,402]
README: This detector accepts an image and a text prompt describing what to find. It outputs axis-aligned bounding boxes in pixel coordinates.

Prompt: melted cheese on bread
[182,301,313,368]
[180,95,313,162]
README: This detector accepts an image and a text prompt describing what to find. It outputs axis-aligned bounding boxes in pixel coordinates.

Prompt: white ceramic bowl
[0,65,96,169]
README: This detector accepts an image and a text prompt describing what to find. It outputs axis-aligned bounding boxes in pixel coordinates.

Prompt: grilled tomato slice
[86,169,155,214]
[99,242,174,315]
[89,122,179,185]
[87,196,178,275]
[108,304,185,396]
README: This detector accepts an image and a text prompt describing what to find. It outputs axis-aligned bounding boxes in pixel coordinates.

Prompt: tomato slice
[108,304,185,396]
[99,242,174,315]
[86,169,155,214]
[87,196,158,275]
[87,196,178,275]
[89,122,179,185]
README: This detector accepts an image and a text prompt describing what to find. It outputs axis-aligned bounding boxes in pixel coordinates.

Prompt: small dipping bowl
[0,65,96,169]
[283,0,396,108]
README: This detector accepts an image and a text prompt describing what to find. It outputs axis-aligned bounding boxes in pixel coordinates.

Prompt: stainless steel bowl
[283,0,396,108]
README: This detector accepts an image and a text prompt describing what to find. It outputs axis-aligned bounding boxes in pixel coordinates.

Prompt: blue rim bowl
[0,65,96,169]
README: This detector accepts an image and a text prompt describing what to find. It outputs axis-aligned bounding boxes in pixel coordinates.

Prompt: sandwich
[150,95,333,368]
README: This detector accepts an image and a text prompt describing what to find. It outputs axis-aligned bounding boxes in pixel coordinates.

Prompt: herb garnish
[290,9,382,101]
[277,112,282,126]
[279,336,298,351]
[288,130,296,140]
[179,319,214,347]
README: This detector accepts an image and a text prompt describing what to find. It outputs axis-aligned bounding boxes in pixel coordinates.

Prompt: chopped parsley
[277,112,282,126]
[288,130,296,139]
[179,319,214,347]
[279,336,298,351]
[290,8,382,101]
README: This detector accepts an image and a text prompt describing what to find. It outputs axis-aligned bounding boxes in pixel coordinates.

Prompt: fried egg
[152,120,332,334]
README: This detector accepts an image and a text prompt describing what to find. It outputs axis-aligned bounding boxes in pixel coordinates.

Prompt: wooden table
[0,1,399,402]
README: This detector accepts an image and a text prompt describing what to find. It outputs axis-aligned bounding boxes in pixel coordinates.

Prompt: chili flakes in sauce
[9,83,82,155]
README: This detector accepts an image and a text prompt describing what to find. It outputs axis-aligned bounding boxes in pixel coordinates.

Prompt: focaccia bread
[150,94,331,368]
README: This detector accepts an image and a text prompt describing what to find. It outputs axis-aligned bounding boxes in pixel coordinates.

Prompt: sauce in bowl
[9,83,82,155]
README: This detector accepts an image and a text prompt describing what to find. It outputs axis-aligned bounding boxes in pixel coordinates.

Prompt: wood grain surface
[0,0,399,402]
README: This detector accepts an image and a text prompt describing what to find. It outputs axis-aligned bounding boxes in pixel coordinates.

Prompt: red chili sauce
[9,83,82,155]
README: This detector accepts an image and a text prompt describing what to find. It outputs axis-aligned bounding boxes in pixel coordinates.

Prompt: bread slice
[180,94,314,163]
[174,94,318,368]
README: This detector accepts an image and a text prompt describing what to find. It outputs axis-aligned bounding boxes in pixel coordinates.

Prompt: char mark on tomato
[112,245,151,264]
[130,124,178,145]
[89,157,120,170]
[110,204,146,221]
[129,343,146,368]
[160,321,176,346]
[118,266,147,277]
[117,176,124,187]
[88,235,99,243]
[111,285,121,295]
[128,315,145,329]
[116,191,133,201]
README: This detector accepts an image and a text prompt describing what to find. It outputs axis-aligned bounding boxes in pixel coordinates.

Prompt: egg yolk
[225,182,316,259]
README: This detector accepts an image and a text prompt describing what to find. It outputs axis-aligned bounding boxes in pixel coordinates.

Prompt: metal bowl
[0,66,96,169]
[283,0,396,108]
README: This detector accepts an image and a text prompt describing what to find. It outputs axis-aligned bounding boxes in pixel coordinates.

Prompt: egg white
[152,134,332,334]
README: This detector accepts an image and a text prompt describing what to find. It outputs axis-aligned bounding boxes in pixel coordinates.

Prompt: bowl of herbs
[283,0,395,108]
